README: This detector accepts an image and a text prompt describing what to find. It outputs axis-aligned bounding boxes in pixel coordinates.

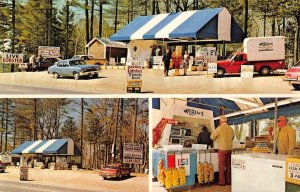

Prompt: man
[162,49,171,77]
[210,115,234,186]
[276,116,296,155]
[197,126,213,149]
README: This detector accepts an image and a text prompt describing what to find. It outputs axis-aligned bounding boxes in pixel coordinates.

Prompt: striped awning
[12,139,79,156]
[110,8,245,42]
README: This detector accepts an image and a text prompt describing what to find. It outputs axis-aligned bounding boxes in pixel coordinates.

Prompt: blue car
[48,59,100,80]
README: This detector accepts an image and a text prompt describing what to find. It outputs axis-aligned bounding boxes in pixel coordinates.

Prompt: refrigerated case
[232,153,288,192]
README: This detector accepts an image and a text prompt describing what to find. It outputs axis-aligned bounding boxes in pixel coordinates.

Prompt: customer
[171,49,182,76]
[210,115,234,186]
[276,116,296,155]
[162,49,171,77]
[183,50,190,76]
[197,126,213,149]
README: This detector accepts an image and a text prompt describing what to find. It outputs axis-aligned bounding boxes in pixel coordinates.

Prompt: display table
[232,153,288,192]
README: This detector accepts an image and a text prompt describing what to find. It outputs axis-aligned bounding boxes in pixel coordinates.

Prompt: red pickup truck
[99,164,131,180]
[215,52,285,77]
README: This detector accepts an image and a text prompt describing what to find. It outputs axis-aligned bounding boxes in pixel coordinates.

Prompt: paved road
[0,69,297,94]
[0,180,100,192]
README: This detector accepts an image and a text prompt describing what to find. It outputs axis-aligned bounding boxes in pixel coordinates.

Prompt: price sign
[207,63,217,74]
[241,65,254,78]
[286,161,300,185]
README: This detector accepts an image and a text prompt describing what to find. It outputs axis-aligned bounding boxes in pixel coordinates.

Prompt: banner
[38,46,60,58]
[123,143,143,164]
[2,53,23,64]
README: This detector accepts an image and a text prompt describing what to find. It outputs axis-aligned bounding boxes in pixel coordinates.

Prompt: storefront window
[232,122,251,142]
[256,119,273,136]
[287,115,300,146]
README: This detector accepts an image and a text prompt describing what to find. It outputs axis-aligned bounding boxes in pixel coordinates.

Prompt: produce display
[179,167,186,186]
[197,162,214,184]
[163,167,187,189]
[251,142,272,153]
[157,159,166,185]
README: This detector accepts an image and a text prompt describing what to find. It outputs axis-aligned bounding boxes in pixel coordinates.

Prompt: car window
[57,62,63,67]
[62,61,69,67]
[69,60,86,66]
[44,58,51,62]
[234,54,243,61]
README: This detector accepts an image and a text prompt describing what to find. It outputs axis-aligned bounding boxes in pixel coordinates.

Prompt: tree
[61,117,79,142]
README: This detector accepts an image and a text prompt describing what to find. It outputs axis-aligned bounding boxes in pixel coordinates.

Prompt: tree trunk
[271,17,275,36]
[90,0,95,39]
[99,1,103,37]
[295,16,300,63]
[85,0,90,44]
[80,98,84,168]
[152,0,155,15]
[114,0,119,33]
[10,0,15,72]
[166,0,170,13]
[5,99,8,152]
[243,0,248,37]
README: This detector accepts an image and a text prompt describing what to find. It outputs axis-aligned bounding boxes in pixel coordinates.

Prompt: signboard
[38,46,60,58]
[120,57,126,64]
[153,56,163,65]
[175,153,190,176]
[123,143,143,164]
[195,47,217,66]
[127,65,143,81]
[286,158,300,185]
[207,63,217,74]
[241,65,254,78]
[2,53,23,64]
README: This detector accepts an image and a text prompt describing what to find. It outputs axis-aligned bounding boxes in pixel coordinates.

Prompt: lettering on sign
[287,162,300,181]
[184,109,204,116]
[232,158,246,170]
[123,143,143,164]
[2,53,23,64]
[38,46,60,58]
[259,42,274,52]
[127,65,143,81]
[207,63,217,74]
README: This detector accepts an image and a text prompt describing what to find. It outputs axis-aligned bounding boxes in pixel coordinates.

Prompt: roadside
[0,69,295,94]
[0,166,149,192]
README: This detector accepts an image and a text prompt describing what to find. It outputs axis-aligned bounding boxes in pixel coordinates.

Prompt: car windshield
[69,60,86,66]
[293,61,300,67]
[104,165,119,169]
[227,54,235,61]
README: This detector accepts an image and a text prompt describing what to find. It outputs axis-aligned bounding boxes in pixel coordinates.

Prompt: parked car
[71,55,106,65]
[48,59,100,80]
[0,164,6,173]
[18,57,61,71]
[99,164,131,180]
[283,61,300,90]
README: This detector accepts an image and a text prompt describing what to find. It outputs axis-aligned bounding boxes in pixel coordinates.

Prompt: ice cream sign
[2,53,23,64]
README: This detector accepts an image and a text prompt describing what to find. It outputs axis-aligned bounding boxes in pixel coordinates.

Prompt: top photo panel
[0,0,299,95]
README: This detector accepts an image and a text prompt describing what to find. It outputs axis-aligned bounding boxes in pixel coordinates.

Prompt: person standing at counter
[162,49,171,77]
[276,116,296,155]
[197,126,213,149]
[210,115,234,186]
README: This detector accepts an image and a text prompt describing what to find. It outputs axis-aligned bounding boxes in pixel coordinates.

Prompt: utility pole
[114,0,119,33]
[5,99,8,152]
[80,98,84,168]
[10,0,16,72]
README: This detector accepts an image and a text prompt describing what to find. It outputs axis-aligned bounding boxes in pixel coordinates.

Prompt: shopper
[162,49,171,77]
[210,115,234,186]
[276,116,296,155]
[183,50,190,76]
[171,49,182,76]
[197,126,213,149]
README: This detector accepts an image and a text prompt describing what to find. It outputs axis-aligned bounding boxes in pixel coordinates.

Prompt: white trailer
[243,36,285,62]
[0,152,12,165]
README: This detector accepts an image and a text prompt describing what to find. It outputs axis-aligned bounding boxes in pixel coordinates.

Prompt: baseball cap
[277,116,287,122]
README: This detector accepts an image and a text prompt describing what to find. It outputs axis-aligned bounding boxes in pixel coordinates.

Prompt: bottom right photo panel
[151,97,300,192]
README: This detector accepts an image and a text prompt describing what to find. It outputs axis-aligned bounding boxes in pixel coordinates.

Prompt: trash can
[20,166,29,181]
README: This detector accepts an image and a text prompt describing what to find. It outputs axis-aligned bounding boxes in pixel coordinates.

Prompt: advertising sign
[175,153,190,176]
[286,158,300,185]
[2,53,23,64]
[207,63,218,74]
[121,57,126,64]
[195,47,217,66]
[123,143,143,164]
[127,65,143,81]
[38,46,60,58]
[153,56,163,65]
[241,65,254,78]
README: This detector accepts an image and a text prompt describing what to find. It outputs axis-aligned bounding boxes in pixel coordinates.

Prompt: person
[171,48,182,76]
[197,126,213,149]
[162,49,171,77]
[183,50,190,76]
[276,116,296,155]
[210,115,234,186]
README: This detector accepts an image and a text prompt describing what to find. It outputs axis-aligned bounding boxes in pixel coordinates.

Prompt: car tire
[54,73,60,79]
[74,72,80,80]
[103,177,107,180]
[260,67,270,76]
[216,68,225,78]
[117,172,122,180]
[92,73,98,78]
[292,84,300,90]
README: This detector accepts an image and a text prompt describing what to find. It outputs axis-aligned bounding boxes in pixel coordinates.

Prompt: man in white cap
[276,116,296,155]
[210,115,234,186]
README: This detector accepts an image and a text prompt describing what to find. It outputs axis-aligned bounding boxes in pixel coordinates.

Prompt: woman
[171,49,182,76]
[183,50,190,76]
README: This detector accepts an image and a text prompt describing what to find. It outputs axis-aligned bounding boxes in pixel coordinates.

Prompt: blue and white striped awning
[12,139,78,156]
[110,8,245,42]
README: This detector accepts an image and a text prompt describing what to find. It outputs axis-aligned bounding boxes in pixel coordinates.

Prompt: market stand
[12,138,81,169]
[110,7,245,68]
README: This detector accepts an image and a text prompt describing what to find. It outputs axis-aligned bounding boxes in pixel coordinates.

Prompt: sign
[123,143,143,164]
[2,53,23,64]
[120,57,126,64]
[109,58,116,65]
[175,153,190,176]
[195,47,217,66]
[153,56,163,65]
[207,63,217,74]
[286,158,300,185]
[241,65,254,78]
[127,65,143,81]
[38,46,60,58]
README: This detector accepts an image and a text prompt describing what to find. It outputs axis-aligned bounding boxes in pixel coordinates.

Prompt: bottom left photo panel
[0,98,149,192]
